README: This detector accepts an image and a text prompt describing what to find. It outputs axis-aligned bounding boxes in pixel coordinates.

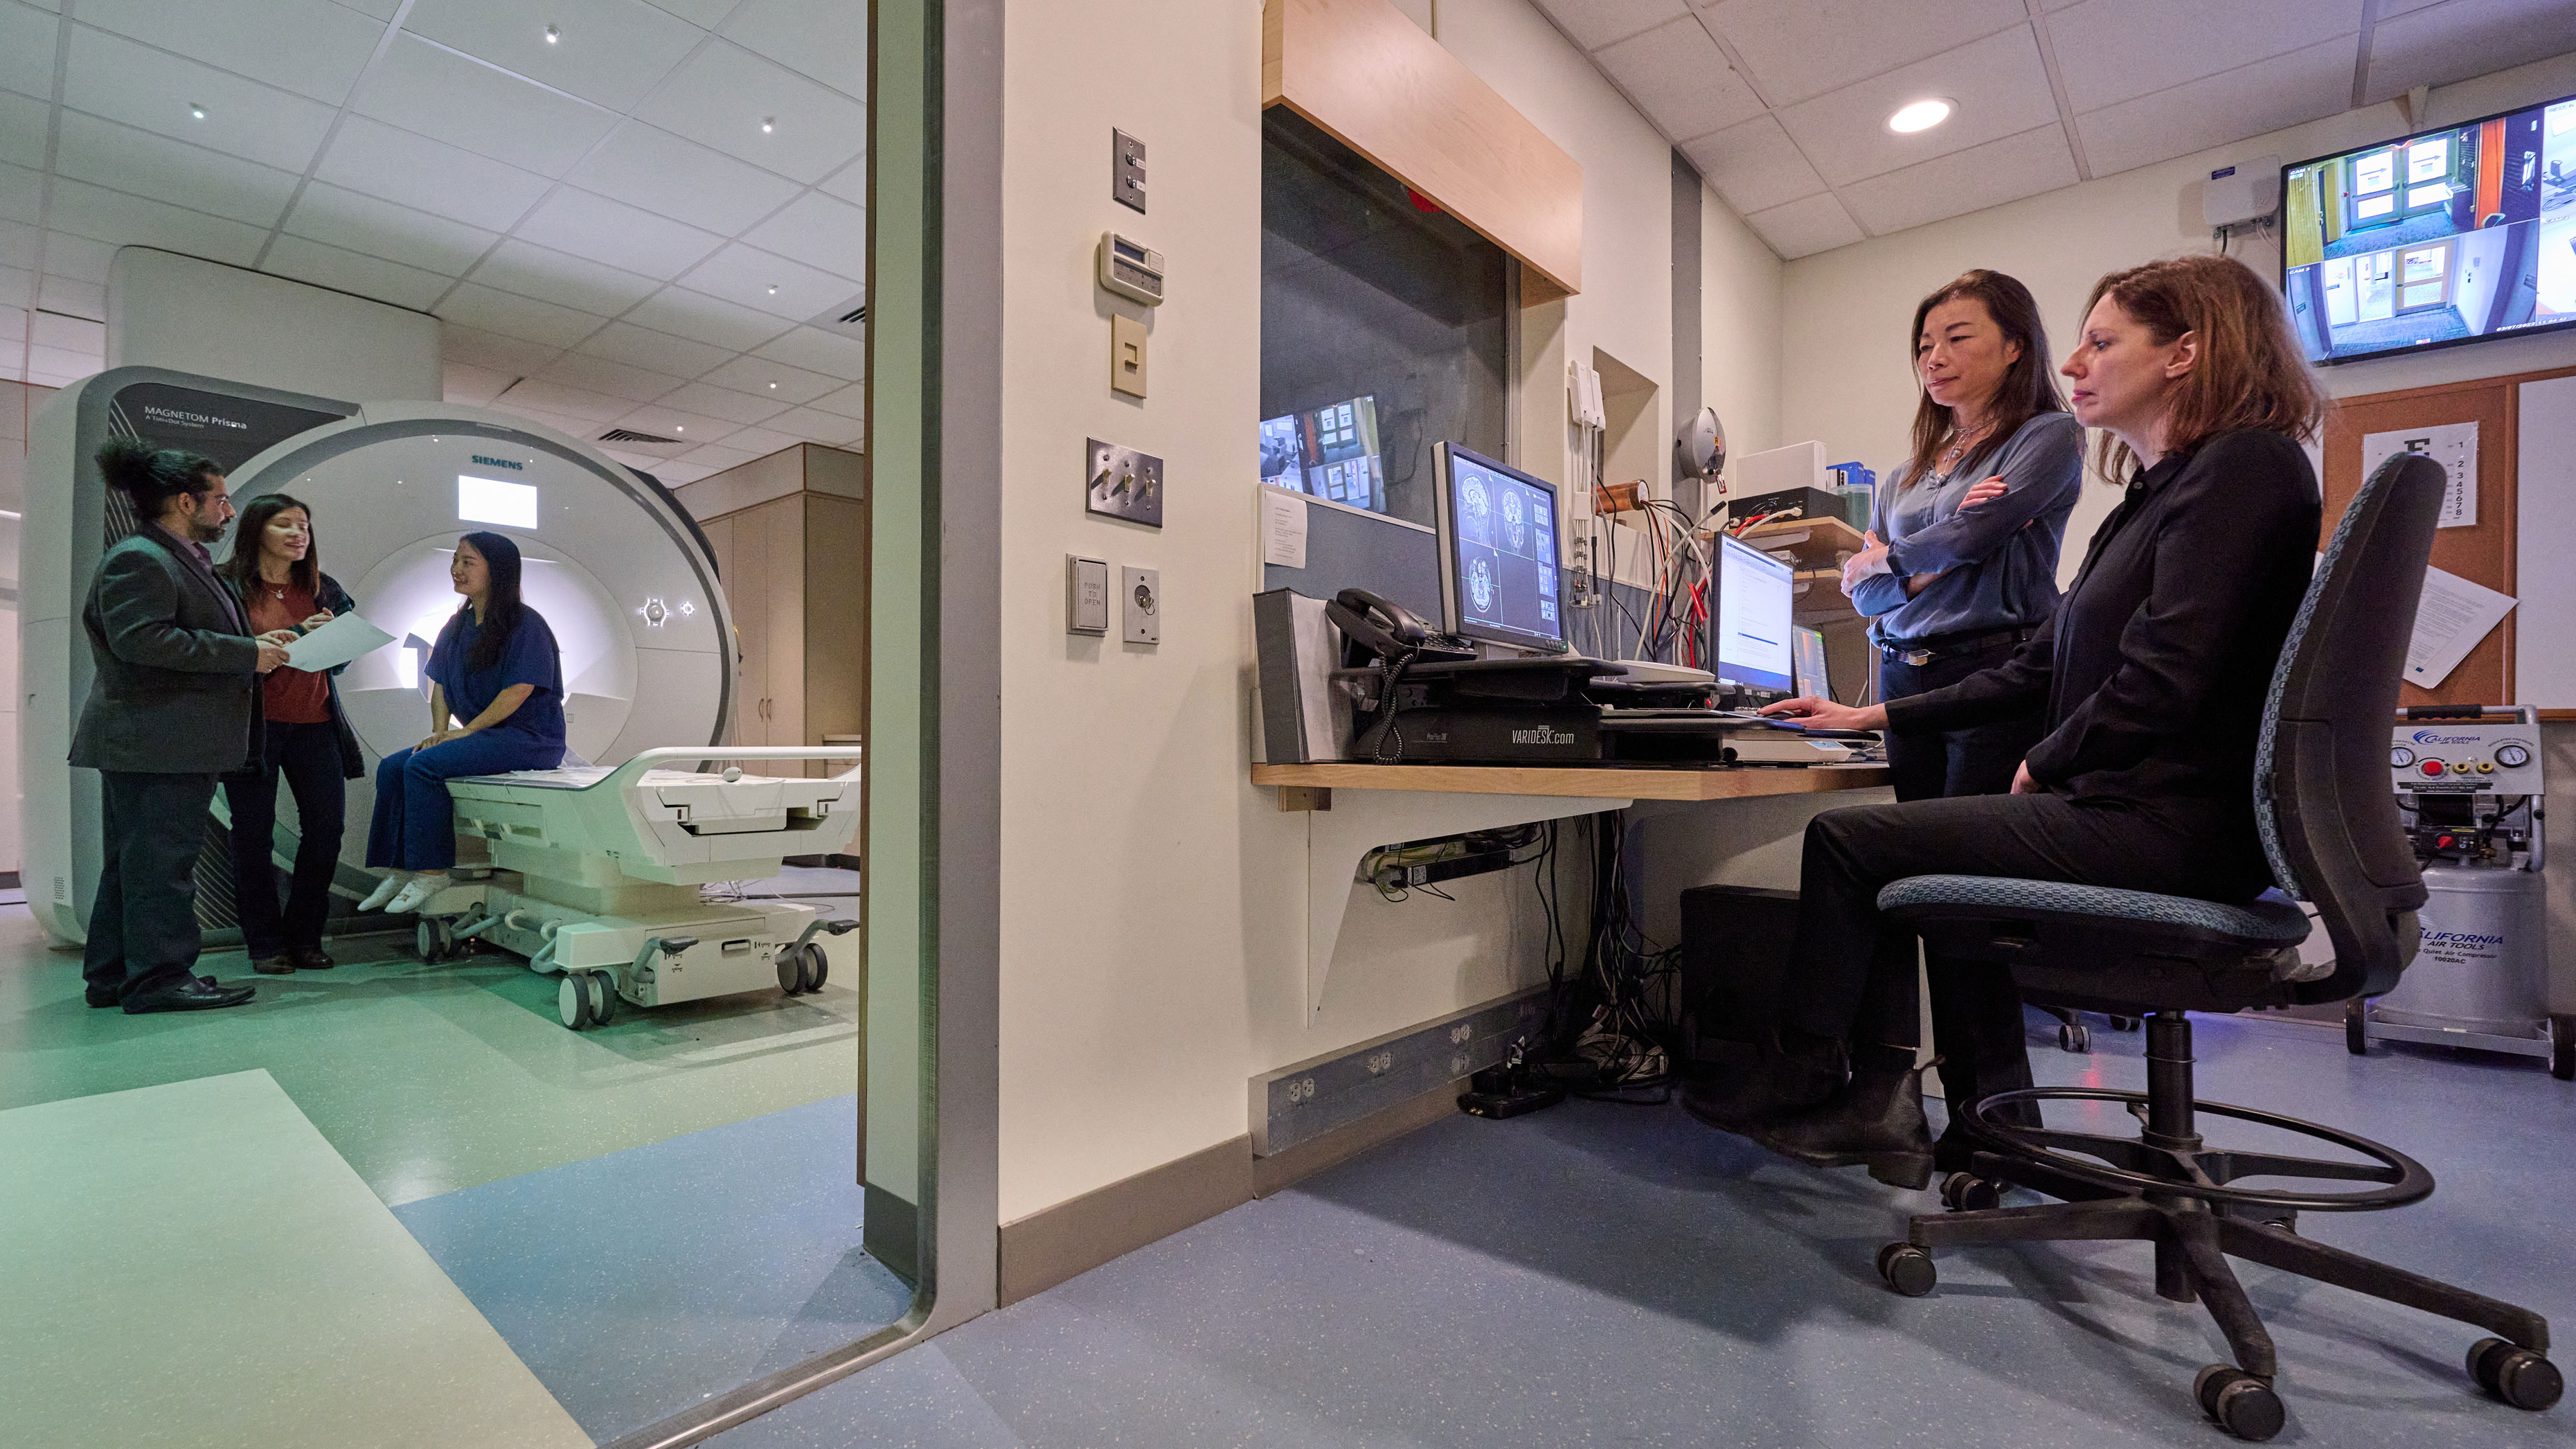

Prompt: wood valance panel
[1263,0,1582,301]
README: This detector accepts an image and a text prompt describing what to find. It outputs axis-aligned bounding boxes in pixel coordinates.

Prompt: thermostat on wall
[1098,233,1165,305]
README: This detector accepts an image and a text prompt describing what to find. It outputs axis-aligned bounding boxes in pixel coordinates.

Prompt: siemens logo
[471,454,524,470]
[1510,727,1575,746]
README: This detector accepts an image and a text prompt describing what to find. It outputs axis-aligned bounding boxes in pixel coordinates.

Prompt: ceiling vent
[597,427,690,456]
[807,290,868,341]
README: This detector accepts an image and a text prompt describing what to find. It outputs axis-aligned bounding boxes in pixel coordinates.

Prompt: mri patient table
[405,747,862,1029]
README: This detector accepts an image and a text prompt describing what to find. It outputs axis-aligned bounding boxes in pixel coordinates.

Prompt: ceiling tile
[2363,0,2576,103]
[751,325,865,380]
[402,0,706,112]
[434,281,607,349]
[533,349,686,403]
[566,122,803,233]
[1680,114,1825,215]
[63,26,339,172]
[2075,37,2356,179]
[716,425,803,459]
[2045,0,2360,114]
[51,112,301,228]
[762,405,862,444]
[740,190,865,281]
[39,229,116,282]
[442,359,514,403]
[651,378,789,424]
[43,177,268,264]
[1533,0,1687,51]
[1838,122,2079,235]
[75,0,384,105]
[469,238,660,316]
[698,351,835,403]
[314,115,552,231]
[440,323,562,374]
[37,274,105,319]
[0,218,31,269]
[353,33,620,177]
[805,382,866,420]
[490,375,629,422]
[282,180,499,275]
[338,0,400,17]
[672,441,759,471]
[0,161,41,224]
[483,397,596,441]
[815,154,864,208]
[1741,191,1864,257]
[573,319,731,376]
[260,234,453,310]
[1775,26,2061,186]
[2373,0,2449,12]
[648,461,712,483]
[722,0,868,100]
[633,39,866,184]
[30,308,101,351]
[1591,17,1764,142]
[648,0,735,26]
[610,400,743,446]
[0,282,28,326]
[0,91,46,170]
[624,284,793,350]
[27,341,103,382]
[0,3,57,102]
[510,187,724,280]
[1699,0,2030,108]
[677,241,856,321]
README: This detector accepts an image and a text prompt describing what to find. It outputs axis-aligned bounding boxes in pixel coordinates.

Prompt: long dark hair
[2081,254,2328,481]
[1902,269,2066,488]
[217,494,320,597]
[449,531,526,673]
[96,437,221,517]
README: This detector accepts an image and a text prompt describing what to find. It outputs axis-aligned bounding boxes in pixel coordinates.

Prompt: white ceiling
[1535,0,2576,259]
[0,0,868,484]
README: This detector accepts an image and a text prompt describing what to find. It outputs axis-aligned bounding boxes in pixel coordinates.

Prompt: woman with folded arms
[1693,254,2327,1190]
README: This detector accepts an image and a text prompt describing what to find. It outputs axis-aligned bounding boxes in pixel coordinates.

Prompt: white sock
[358,872,415,912]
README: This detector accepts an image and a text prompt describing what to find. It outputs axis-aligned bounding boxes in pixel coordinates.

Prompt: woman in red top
[216,495,365,974]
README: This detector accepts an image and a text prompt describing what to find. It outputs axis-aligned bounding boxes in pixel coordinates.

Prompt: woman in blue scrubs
[359,531,566,915]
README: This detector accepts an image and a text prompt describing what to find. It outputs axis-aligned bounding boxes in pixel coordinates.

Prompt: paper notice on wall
[1260,485,1308,568]
[2405,563,2516,688]
[2363,421,2477,528]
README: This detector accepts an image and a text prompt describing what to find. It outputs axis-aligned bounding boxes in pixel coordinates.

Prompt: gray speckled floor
[715,1011,2573,1448]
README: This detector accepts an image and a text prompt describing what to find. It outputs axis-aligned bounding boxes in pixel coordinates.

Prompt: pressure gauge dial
[2496,743,2532,769]
[2389,746,2415,768]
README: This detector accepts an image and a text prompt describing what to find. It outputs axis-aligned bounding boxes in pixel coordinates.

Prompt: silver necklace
[1939,418,1996,472]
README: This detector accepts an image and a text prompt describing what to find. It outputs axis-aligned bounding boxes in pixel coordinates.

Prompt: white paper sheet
[1261,485,1308,568]
[281,612,397,673]
[2363,421,2477,528]
[2406,563,2516,689]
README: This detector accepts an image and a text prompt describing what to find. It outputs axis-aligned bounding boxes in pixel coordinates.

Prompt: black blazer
[222,569,368,781]
[1886,428,2323,815]
[69,524,263,775]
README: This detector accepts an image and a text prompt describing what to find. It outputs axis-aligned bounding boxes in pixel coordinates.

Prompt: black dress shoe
[1682,1033,1845,1137]
[123,978,256,1013]
[253,954,296,975]
[86,986,120,1008]
[1749,1042,1936,1189]
[289,948,335,970]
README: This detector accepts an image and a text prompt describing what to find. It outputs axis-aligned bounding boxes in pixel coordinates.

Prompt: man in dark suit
[75,441,291,1013]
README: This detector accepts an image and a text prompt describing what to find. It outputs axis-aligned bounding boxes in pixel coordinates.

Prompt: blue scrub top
[427,605,567,747]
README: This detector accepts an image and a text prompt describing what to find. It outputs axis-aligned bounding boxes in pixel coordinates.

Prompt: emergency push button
[2420,761,2445,777]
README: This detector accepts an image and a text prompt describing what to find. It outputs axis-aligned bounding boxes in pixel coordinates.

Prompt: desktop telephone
[1327,589,1475,668]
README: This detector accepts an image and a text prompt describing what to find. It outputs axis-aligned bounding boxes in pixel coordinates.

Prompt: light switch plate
[1122,566,1160,644]
[1085,438,1163,527]
[1066,555,1109,634]
[1112,129,1146,212]
[1111,312,1147,397]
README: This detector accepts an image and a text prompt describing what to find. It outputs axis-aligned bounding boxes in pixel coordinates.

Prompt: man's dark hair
[96,438,222,517]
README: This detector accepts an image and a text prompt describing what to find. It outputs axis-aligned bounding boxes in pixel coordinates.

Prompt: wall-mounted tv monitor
[1433,442,1565,653]
[1256,395,1386,510]
[2281,96,2574,365]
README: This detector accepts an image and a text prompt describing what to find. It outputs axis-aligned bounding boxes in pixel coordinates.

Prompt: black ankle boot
[1682,1031,1844,1137]
[1930,1027,2044,1175]
[1751,1042,1935,1189]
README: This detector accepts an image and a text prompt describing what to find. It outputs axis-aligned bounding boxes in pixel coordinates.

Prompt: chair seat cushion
[1878,875,2313,945]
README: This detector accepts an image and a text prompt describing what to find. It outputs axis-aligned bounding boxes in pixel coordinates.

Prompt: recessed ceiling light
[760,116,776,134]
[1888,98,1953,134]
[675,425,684,432]
[189,104,206,119]
[767,285,779,294]
[768,381,779,389]
[544,24,560,43]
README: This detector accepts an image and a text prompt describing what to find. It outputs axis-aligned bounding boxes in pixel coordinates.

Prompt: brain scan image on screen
[1458,475,1492,546]
[1467,557,1494,614]
[1501,488,1526,551]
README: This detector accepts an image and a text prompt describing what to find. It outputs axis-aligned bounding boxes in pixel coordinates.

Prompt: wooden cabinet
[676,445,868,775]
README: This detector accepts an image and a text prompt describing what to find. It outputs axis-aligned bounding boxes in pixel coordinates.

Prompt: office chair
[1867,454,2559,1441]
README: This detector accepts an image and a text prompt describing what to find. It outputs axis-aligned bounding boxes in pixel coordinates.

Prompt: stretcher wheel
[417,918,454,963]
[585,972,617,1026]
[798,943,829,993]
[778,950,807,996]
[559,975,592,1029]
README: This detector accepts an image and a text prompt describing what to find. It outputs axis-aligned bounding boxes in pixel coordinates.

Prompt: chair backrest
[2253,451,2444,1002]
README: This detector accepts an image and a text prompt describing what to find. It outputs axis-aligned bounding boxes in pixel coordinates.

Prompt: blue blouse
[1850,411,2084,648]
[427,605,567,747]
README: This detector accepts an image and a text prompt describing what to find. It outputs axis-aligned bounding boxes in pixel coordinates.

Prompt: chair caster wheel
[2057,1021,2090,1053]
[1876,1242,1936,1297]
[2108,1015,2140,1031]
[2549,1016,2575,1081]
[2346,999,2370,1056]
[1940,1172,2003,1211]
[2194,1364,2284,1441]
[2469,1337,2564,1411]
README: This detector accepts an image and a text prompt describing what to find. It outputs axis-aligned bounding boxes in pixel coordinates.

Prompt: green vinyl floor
[0,905,860,1206]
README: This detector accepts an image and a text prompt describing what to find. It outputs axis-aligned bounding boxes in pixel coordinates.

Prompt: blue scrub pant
[366,732,563,871]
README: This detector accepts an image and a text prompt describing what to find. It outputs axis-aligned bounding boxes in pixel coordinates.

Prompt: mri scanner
[25,366,859,1028]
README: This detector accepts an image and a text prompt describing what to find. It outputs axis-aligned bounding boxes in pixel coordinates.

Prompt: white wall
[0,380,37,878]
[992,0,1782,1223]
[1780,50,2576,582]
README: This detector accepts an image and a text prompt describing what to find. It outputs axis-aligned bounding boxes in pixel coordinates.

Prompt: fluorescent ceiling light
[1888,98,1953,134]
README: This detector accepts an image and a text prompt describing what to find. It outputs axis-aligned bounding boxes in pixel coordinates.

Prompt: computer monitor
[1710,531,1796,699]
[1433,442,1566,652]
[1792,624,1830,700]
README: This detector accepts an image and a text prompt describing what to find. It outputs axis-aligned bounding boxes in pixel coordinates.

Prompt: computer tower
[1678,884,1800,1067]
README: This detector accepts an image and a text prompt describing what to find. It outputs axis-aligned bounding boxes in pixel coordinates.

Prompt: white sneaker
[386,874,447,915]
[358,872,415,912]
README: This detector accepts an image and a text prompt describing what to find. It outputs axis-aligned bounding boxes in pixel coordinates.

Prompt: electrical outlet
[1122,566,1160,644]
[1086,438,1163,527]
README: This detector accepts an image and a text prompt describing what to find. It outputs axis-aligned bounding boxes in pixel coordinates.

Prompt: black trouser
[1787,792,2274,1046]
[83,770,220,1000]
[1879,639,2045,801]
[224,721,348,958]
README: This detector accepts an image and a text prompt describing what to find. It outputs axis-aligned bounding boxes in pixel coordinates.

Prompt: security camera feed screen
[1446,446,1562,649]
[2282,98,2576,364]
[1258,396,1385,510]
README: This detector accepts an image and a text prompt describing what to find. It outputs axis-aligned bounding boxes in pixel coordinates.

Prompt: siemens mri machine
[24,367,859,1028]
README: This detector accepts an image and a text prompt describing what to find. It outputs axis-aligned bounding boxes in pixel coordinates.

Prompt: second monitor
[1710,531,1796,704]
[1435,442,1566,654]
